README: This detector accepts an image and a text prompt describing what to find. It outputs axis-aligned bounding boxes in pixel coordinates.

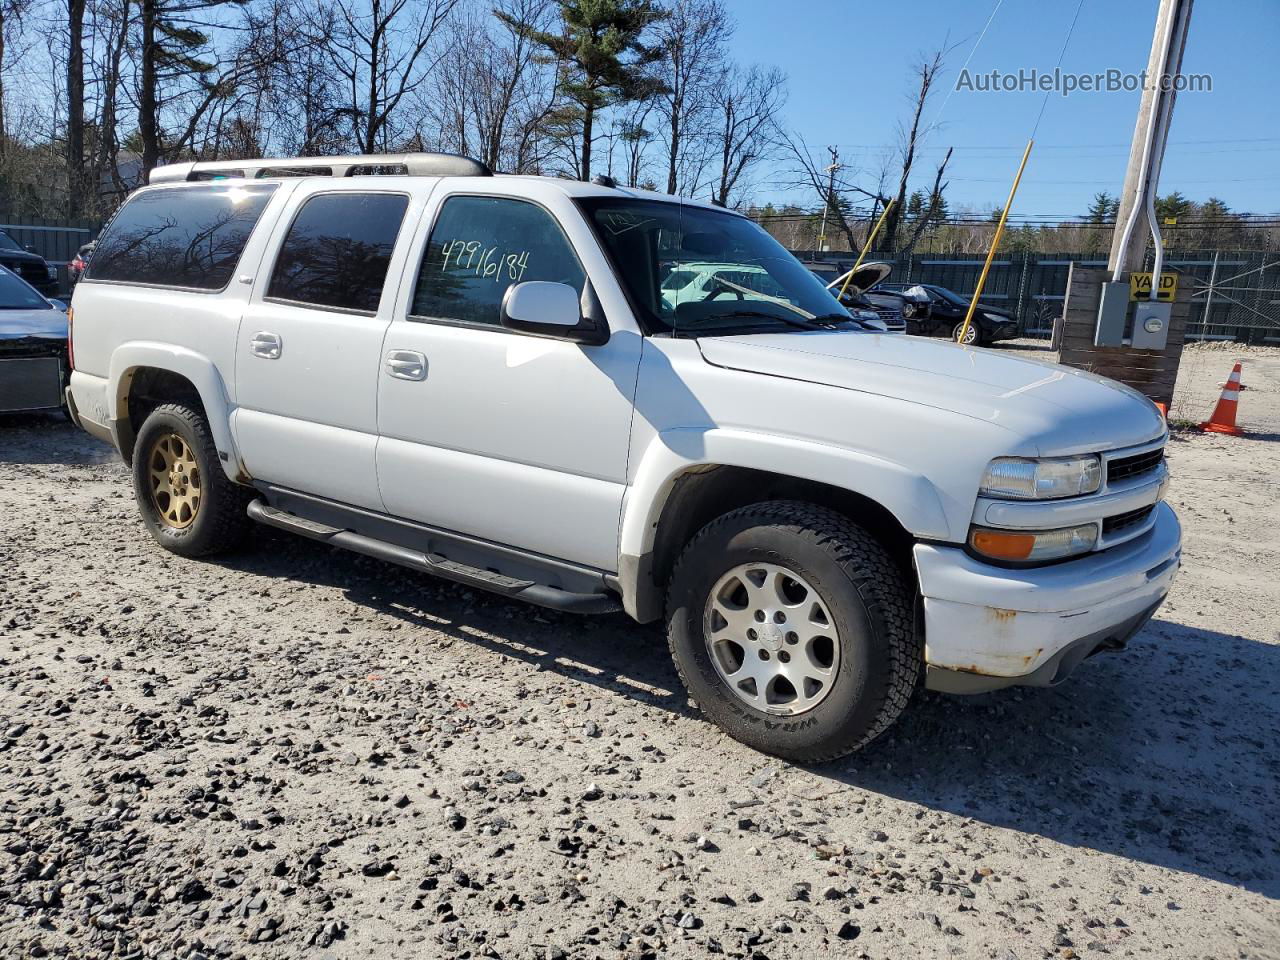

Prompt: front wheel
[952,320,983,345]
[665,501,920,762]
[132,402,254,557]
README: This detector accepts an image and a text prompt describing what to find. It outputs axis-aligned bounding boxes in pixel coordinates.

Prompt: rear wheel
[132,403,253,556]
[666,501,919,762]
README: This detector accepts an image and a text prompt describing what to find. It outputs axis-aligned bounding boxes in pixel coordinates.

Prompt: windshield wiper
[809,312,877,330]
[677,309,823,332]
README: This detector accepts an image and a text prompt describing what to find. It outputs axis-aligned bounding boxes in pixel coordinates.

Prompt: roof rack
[148,152,493,184]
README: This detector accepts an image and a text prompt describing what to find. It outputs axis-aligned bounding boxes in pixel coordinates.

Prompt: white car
[65,153,1180,761]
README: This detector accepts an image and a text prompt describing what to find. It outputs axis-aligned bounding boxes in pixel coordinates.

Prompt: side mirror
[500,281,607,345]
[24,244,36,253]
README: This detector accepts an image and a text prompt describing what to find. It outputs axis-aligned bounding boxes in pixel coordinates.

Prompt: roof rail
[148,152,492,184]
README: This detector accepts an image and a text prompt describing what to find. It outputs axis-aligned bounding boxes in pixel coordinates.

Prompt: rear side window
[411,196,585,326]
[266,192,409,313]
[86,183,276,290]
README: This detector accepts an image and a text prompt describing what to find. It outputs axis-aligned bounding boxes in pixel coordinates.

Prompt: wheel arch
[617,431,950,622]
[108,342,244,482]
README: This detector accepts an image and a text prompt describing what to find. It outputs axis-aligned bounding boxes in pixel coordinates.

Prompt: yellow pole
[957,138,1034,346]
[837,199,895,300]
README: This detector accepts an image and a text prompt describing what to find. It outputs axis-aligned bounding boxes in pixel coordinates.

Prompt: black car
[803,261,921,334]
[0,230,60,297]
[0,265,70,415]
[877,282,1018,346]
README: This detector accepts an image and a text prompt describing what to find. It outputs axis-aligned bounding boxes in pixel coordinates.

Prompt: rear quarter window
[86,183,277,290]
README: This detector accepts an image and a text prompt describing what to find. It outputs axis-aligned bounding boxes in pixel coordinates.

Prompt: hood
[826,262,892,296]
[696,331,1166,455]
[0,248,45,265]
[0,306,67,340]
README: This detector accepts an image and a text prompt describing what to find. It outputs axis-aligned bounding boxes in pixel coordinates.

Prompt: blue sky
[731,0,1279,218]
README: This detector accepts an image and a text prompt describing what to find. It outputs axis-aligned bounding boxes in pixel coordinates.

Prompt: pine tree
[499,0,667,180]
[1155,191,1193,223]
[1085,191,1119,224]
[138,0,248,176]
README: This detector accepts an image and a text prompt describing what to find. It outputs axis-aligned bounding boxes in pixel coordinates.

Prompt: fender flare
[108,341,245,483]
[618,427,952,562]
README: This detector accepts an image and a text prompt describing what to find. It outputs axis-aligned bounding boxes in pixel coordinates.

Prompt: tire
[952,321,984,346]
[132,402,253,557]
[666,501,919,763]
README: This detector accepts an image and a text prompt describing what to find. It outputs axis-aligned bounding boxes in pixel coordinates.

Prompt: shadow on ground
[210,526,1280,900]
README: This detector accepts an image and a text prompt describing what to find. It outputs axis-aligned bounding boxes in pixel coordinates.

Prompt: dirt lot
[2,346,1278,960]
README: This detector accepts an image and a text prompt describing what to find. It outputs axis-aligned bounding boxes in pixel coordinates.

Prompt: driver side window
[411,196,586,327]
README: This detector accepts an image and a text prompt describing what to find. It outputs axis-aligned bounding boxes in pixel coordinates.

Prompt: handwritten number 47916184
[440,240,530,283]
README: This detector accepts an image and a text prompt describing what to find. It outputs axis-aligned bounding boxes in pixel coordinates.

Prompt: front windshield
[580,198,852,334]
[0,232,22,252]
[0,268,52,309]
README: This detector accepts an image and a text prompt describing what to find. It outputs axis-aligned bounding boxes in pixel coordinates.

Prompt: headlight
[982,311,1006,323]
[980,455,1101,500]
[969,523,1098,563]
[47,264,58,279]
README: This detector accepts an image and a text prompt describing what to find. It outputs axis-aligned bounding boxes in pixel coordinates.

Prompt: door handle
[250,331,282,359]
[384,349,427,381]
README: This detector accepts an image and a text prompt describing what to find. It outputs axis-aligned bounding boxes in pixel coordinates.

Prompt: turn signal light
[970,529,1036,561]
[969,523,1098,563]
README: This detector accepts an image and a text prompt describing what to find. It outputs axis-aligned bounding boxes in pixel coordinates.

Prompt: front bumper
[916,501,1181,693]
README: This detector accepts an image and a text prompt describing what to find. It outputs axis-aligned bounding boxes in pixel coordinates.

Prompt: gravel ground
[2,351,1278,959]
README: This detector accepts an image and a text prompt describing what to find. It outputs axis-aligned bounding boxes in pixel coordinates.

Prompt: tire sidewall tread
[132,403,252,557]
[666,500,919,763]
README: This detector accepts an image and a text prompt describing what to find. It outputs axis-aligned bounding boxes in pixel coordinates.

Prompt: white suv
[66,153,1180,761]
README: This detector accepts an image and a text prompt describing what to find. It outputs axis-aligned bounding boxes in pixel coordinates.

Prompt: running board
[246,500,621,614]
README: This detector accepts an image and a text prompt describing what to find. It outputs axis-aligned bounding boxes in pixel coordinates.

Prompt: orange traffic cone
[1200,362,1244,435]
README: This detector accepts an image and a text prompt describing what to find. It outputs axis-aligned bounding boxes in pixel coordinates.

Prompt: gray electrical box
[1131,300,1172,350]
[1095,281,1130,346]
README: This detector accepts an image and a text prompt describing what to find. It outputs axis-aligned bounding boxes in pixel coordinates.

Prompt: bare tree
[709,62,783,208]
[0,0,35,157]
[900,145,952,256]
[425,0,555,171]
[655,0,728,195]
[880,47,947,253]
[779,134,882,250]
[326,0,459,154]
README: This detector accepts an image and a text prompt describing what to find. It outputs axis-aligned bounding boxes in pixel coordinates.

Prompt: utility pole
[817,146,841,253]
[1107,0,1195,274]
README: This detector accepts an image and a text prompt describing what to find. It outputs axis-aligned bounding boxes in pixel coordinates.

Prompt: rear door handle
[250,331,282,359]
[385,349,427,381]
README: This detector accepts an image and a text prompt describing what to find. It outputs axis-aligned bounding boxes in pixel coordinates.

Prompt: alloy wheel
[704,562,841,716]
[148,432,201,529]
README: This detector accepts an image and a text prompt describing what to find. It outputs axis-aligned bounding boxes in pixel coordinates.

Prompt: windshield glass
[580,198,852,334]
[0,232,23,252]
[0,267,52,309]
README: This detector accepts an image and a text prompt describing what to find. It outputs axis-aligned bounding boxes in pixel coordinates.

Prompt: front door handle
[250,331,282,359]
[385,349,427,381]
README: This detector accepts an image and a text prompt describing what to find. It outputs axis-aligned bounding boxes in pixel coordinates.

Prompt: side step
[246,500,621,614]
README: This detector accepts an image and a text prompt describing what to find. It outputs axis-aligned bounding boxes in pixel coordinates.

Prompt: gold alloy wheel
[148,432,201,529]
